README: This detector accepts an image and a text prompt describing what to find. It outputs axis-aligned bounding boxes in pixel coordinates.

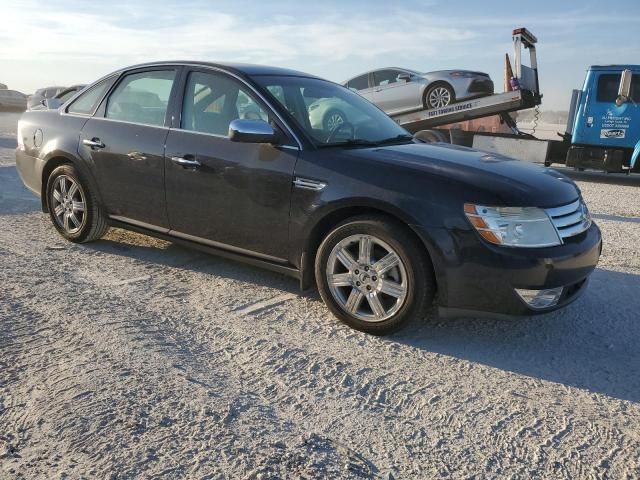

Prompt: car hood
[346,142,580,208]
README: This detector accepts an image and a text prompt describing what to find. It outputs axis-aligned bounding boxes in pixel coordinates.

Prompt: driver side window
[181,71,268,136]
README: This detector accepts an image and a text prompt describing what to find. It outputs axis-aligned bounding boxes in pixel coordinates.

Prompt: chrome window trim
[84,115,171,131]
[59,62,304,149]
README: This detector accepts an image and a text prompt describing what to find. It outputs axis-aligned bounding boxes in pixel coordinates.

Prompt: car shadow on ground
[393,268,640,403]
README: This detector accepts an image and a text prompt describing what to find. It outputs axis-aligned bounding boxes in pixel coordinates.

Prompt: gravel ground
[1,112,639,479]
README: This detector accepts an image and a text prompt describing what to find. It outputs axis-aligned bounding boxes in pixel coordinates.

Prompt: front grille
[545,199,591,241]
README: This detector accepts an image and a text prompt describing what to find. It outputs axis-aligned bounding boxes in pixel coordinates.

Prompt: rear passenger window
[67,77,113,115]
[347,74,369,91]
[181,71,268,136]
[106,70,176,126]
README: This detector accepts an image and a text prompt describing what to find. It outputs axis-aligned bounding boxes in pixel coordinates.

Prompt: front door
[164,69,298,261]
[372,69,421,114]
[79,68,178,229]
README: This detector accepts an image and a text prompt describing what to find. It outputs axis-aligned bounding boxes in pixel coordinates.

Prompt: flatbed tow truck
[393,28,639,174]
[391,28,542,144]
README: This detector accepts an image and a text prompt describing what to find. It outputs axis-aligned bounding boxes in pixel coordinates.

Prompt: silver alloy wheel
[326,112,345,131]
[428,86,451,108]
[326,234,408,323]
[51,174,86,234]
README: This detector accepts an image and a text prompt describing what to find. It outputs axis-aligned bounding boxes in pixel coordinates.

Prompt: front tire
[46,164,109,243]
[315,215,435,334]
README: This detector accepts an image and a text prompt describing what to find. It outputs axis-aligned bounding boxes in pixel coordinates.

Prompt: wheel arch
[40,154,102,213]
[422,80,455,108]
[299,203,440,292]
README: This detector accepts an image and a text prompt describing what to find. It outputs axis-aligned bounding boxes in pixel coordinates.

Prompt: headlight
[464,204,561,247]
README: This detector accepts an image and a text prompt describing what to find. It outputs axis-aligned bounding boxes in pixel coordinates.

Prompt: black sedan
[15,61,601,334]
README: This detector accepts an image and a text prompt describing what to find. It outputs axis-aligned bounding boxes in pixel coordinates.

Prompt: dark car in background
[30,84,87,110]
[344,67,494,114]
[0,89,28,112]
[15,61,600,334]
[27,86,66,110]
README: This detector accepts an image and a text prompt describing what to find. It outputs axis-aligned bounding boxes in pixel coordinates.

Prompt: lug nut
[356,281,361,286]
[366,285,372,291]
[354,269,359,274]
[372,276,377,281]
[364,266,369,271]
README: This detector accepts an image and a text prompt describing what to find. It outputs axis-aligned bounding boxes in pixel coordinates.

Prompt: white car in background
[344,67,494,114]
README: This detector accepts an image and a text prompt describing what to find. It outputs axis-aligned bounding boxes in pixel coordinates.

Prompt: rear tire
[46,164,109,243]
[424,83,455,109]
[315,215,435,335]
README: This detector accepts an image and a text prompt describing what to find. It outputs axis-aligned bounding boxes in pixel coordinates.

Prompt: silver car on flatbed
[343,67,493,115]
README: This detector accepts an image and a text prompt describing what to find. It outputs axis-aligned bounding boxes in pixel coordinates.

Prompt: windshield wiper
[318,135,415,148]
[375,134,415,145]
[318,138,379,148]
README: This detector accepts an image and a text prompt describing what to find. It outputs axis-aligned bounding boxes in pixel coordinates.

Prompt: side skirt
[107,218,302,281]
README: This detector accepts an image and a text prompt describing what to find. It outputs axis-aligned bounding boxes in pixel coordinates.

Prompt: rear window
[105,70,176,127]
[67,77,114,115]
[597,73,640,102]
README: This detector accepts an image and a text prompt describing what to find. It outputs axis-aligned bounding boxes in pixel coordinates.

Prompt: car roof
[117,61,322,79]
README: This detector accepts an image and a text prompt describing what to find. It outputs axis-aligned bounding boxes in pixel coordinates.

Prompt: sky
[1,0,639,110]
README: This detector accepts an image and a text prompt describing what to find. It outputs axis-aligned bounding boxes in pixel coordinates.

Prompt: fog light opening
[515,287,563,309]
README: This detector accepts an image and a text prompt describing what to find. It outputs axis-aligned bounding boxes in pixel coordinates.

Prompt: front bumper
[415,223,602,318]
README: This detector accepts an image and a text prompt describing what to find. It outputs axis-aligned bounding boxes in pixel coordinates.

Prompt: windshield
[253,75,411,146]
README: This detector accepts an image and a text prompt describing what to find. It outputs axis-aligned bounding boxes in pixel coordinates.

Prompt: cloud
[0,1,477,66]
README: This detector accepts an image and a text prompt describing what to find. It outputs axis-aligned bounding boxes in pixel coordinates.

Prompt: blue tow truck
[389,30,639,174]
[565,65,640,173]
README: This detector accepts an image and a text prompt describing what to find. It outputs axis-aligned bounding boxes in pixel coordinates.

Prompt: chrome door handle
[83,138,105,149]
[170,156,201,168]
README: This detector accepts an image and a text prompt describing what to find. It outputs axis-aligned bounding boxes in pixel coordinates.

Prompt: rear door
[372,69,421,114]
[78,68,179,229]
[346,73,375,102]
[163,68,298,261]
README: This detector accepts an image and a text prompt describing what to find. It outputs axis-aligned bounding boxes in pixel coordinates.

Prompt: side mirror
[228,119,277,143]
[397,73,412,82]
[616,69,632,106]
